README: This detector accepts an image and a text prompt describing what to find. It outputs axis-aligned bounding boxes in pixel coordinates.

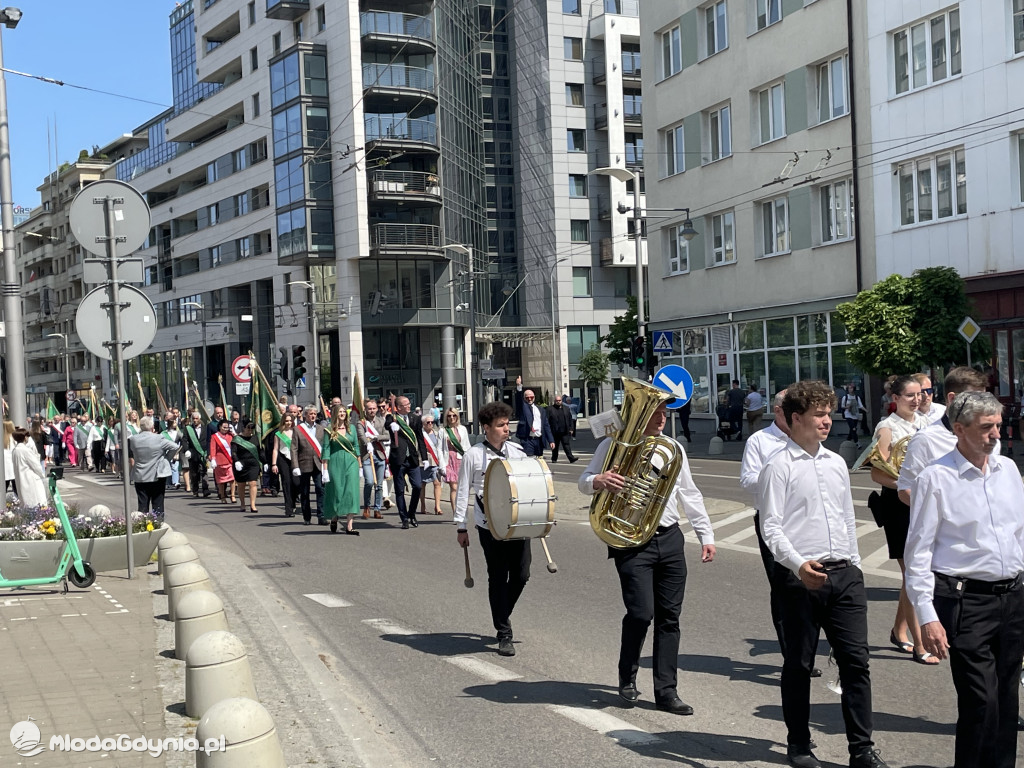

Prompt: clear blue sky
[6,1,174,208]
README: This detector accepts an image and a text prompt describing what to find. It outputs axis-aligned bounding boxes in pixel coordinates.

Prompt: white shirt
[873,411,927,443]
[906,449,1024,625]
[739,420,789,508]
[578,436,715,546]
[744,391,764,413]
[529,404,542,437]
[919,402,946,425]
[759,438,860,576]
[896,419,956,495]
[454,439,527,530]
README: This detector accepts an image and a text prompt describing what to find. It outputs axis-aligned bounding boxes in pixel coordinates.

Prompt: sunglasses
[524,396,535,400]
[921,387,934,396]
[422,420,434,425]
[949,391,987,424]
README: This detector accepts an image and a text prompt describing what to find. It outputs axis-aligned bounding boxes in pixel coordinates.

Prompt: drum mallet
[463,547,474,588]
[540,538,558,573]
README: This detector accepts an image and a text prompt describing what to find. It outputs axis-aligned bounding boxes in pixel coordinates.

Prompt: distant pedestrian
[840,384,866,446]
[744,384,764,437]
[546,394,577,463]
[514,376,554,456]
[725,380,745,440]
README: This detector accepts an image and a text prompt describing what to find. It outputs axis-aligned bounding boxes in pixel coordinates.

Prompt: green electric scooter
[0,468,96,592]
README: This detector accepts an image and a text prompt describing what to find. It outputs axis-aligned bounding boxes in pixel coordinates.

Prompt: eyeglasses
[524,396,534,401]
[921,387,934,396]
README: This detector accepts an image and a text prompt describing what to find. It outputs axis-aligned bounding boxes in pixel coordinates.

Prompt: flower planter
[0,528,167,581]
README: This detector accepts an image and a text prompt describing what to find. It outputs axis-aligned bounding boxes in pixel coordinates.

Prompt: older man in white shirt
[906,391,1024,768]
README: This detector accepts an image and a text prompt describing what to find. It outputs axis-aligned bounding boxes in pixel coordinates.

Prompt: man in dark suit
[204,406,225,445]
[290,405,326,525]
[514,376,554,457]
[546,394,577,463]
[384,395,425,529]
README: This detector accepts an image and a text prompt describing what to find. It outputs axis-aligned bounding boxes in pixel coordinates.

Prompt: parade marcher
[270,412,297,517]
[127,416,180,516]
[442,408,470,515]
[183,412,212,498]
[912,372,946,425]
[744,383,765,436]
[546,393,577,463]
[420,414,447,516]
[321,406,361,534]
[88,416,107,473]
[513,376,554,457]
[455,401,534,657]
[12,427,46,506]
[74,415,91,471]
[231,420,263,514]
[355,398,387,520]
[759,381,887,768]
[740,389,822,678]
[384,395,424,529]
[161,413,182,490]
[62,417,78,468]
[4,420,16,493]
[291,405,326,526]
[869,375,932,665]
[579,399,716,714]
[205,406,226,446]
[906,391,1024,768]
[209,419,236,504]
[47,417,63,467]
[840,383,866,447]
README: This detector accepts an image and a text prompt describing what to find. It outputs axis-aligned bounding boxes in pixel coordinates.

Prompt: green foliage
[577,345,610,388]
[835,267,990,376]
[602,295,639,368]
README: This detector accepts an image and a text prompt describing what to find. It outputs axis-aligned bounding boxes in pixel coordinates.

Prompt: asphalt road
[59,454,1021,768]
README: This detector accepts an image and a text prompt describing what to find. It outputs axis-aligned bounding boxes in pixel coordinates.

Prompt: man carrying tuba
[578,391,715,715]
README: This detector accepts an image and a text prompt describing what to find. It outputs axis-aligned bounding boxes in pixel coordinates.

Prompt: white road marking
[304,593,353,608]
[711,509,756,529]
[362,618,418,636]
[549,705,663,746]
[720,525,758,545]
[445,656,523,682]
[691,472,741,480]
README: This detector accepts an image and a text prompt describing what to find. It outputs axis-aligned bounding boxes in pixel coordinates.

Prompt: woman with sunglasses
[321,406,361,534]
[441,408,470,515]
[871,374,933,664]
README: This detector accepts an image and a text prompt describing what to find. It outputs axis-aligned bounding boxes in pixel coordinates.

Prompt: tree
[835,267,990,376]
[602,295,639,370]
[576,345,610,417]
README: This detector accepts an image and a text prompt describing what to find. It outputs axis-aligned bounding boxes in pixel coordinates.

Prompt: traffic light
[274,346,288,380]
[292,345,307,384]
[631,336,645,369]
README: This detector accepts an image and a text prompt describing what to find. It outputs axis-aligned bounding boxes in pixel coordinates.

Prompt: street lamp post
[443,244,482,428]
[47,333,70,396]
[548,256,569,399]
[288,281,319,405]
[183,302,210,403]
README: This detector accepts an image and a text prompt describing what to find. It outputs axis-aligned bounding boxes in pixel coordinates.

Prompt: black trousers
[771,561,873,755]
[612,525,687,702]
[934,574,1024,768]
[391,462,422,523]
[296,470,324,522]
[188,457,209,495]
[91,440,106,472]
[477,525,531,639]
[276,455,296,513]
[550,432,575,462]
[754,512,789,655]
[135,480,167,516]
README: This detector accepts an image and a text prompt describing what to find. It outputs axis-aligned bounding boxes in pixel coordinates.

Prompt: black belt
[936,572,1022,595]
[818,559,852,572]
[655,525,678,537]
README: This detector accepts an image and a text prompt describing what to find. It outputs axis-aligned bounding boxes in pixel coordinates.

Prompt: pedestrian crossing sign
[652,331,674,353]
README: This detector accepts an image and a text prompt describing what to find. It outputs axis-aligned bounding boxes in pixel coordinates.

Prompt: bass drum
[484,456,555,540]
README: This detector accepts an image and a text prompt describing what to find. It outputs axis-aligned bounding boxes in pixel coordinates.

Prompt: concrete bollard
[839,440,860,468]
[195,697,285,768]
[707,435,724,455]
[157,531,189,575]
[87,503,112,518]
[162,544,200,594]
[167,562,214,621]
[175,590,229,660]
[185,631,257,719]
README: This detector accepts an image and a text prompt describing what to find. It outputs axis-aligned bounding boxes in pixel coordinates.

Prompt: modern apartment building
[641,0,861,419]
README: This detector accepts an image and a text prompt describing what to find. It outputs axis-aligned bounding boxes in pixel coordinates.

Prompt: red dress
[210,432,235,484]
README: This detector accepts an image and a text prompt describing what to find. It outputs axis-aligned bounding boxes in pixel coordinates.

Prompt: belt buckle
[993,577,1017,594]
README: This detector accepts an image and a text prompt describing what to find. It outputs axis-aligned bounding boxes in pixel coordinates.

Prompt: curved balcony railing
[370,223,441,251]
[360,11,433,42]
[362,63,435,92]
[364,116,438,145]
[368,170,442,200]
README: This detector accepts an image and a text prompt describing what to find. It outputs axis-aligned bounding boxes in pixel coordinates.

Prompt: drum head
[484,456,555,540]
[484,458,514,539]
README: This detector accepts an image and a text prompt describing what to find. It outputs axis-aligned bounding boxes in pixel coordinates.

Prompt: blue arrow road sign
[652,331,674,353]
[652,364,694,409]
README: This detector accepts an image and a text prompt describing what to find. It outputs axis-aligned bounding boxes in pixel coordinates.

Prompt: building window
[294,19,304,40]
[567,326,601,365]
[570,220,590,242]
[567,129,586,152]
[272,32,281,54]
[1015,0,1024,55]
[666,225,690,274]
[760,196,790,257]
[893,9,961,95]
[710,210,736,265]
[819,178,854,243]
[706,104,731,162]
[247,1,255,25]
[564,37,583,61]
[756,0,781,30]
[625,132,643,166]
[897,148,967,226]
[563,0,581,14]
[817,54,848,123]
[250,47,258,71]
[566,83,584,106]
[664,124,685,176]
[572,267,592,297]
[317,5,325,32]
[705,1,727,57]
[661,25,681,78]
[757,82,786,144]
[569,174,588,198]
[251,93,260,117]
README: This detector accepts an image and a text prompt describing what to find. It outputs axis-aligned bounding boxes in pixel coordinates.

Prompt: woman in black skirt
[230,420,264,514]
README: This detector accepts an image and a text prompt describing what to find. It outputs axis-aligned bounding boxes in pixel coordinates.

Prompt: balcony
[266,0,308,20]
[362,64,437,107]
[360,11,435,54]
[364,115,439,153]
[369,223,441,257]
[368,170,442,205]
[593,102,642,130]
[592,52,642,85]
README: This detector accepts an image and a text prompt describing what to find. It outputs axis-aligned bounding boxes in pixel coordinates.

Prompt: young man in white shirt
[759,380,886,768]
[906,390,1024,768]
[454,401,530,657]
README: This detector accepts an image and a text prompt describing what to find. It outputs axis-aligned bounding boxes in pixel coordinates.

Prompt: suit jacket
[128,430,179,483]
[291,422,326,473]
[514,387,554,444]
[546,403,574,436]
[384,412,424,468]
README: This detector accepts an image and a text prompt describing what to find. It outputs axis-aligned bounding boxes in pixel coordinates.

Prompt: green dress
[322,425,360,519]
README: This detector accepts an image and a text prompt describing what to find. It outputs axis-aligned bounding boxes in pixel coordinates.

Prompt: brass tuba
[589,377,683,549]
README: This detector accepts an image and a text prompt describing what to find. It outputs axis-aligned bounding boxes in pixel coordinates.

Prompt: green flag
[249,357,281,442]
[46,398,59,420]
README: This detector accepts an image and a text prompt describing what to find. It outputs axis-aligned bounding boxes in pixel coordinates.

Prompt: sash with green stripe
[396,417,419,457]
[185,425,207,458]
[232,435,260,463]
[445,426,465,456]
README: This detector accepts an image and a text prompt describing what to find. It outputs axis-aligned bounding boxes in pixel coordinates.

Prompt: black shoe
[303,519,311,526]
[409,517,419,528]
[786,745,822,768]
[401,521,410,530]
[202,491,212,498]
[809,667,822,678]
[849,749,888,768]
[618,683,640,707]
[497,637,515,656]
[655,696,693,716]
[192,493,199,498]
[284,510,295,517]
[568,457,579,463]
[329,520,337,533]
[317,517,327,526]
